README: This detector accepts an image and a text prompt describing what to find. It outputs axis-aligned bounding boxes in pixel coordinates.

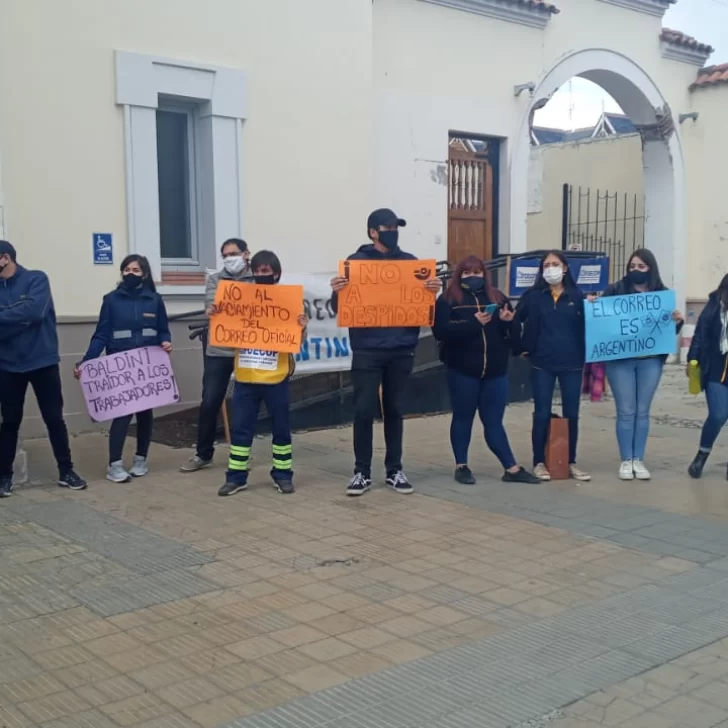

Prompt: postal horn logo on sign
[413,266,432,281]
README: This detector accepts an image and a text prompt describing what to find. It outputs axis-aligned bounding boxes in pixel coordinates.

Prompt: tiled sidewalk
[5,368,728,727]
[0,463,706,728]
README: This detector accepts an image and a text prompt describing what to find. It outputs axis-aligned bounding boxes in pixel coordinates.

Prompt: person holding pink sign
[75,255,171,483]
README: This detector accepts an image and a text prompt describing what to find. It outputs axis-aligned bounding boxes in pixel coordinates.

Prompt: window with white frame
[115,52,247,284]
[156,105,199,266]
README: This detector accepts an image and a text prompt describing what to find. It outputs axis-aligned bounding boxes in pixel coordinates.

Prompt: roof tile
[661,28,714,54]
[692,62,728,89]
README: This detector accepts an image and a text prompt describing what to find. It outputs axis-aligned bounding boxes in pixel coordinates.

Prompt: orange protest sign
[336,259,437,328]
[209,280,304,353]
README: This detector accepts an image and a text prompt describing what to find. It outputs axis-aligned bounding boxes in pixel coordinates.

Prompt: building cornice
[418,0,557,30]
[597,0,673,18]
[662,42,713,67]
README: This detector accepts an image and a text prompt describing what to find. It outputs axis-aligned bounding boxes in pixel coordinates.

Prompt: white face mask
[543,266,564,286]
[223,255,246,275]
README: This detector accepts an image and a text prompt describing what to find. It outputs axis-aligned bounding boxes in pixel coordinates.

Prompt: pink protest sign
[78,347,179,422]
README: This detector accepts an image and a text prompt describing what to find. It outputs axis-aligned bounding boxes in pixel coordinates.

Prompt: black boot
[688,450,709,479]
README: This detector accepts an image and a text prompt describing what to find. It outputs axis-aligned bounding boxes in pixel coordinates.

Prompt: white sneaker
[129,455,149,478]
[534,463,551,481]
[569,465,592,482]
[619,461,635,480]
[107,461,131,483]
[632,460,651,480]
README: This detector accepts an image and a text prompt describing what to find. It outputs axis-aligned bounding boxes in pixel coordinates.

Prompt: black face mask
[627,269,649,286]
[122,273,143,289]
[461,277,485,293]
[254,274,276,285]
[378,230,399,251]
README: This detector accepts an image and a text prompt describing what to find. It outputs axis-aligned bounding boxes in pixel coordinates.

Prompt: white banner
[280,272,352,374]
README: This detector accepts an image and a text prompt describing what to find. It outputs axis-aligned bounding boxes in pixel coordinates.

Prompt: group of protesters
[2,210,728,500]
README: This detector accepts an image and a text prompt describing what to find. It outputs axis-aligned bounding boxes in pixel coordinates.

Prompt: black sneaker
[454,466,476,485]
[386,470,413,494]
[0,476,13,498]
[273,475,295,494]
[58,470,87,491]
[218,481,248,497]
[347,472,371,497]
[502,467,541,484]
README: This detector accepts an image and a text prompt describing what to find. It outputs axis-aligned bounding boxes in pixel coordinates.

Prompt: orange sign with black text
[336,259,437,328]
[209,280,304,353]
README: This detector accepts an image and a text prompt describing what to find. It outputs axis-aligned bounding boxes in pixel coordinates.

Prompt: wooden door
[448,147,494,264]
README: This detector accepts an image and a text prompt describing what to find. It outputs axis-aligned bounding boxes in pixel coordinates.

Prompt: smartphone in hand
[484,303,499,316]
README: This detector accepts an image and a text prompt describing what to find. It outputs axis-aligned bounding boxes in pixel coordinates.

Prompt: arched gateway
[510,48,687,306]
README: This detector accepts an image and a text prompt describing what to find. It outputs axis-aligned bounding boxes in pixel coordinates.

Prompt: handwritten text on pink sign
[79,347,179,422]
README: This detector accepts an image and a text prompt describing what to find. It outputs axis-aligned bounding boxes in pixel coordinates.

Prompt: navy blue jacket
[688,292,726,388]
[516,285,586,371]
[83,285,171,361]
[432,290,519,380]
[331,244,420,351]
[0,266,60,373]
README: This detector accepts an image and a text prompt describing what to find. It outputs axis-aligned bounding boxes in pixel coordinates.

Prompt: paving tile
[296,637,359,661]
[283,663,351,692]
[655,695,728,727]
[270,625,329,648]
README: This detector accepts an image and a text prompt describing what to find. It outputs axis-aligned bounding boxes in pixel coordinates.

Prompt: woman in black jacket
[433,256,538,485]
[515,250,589,482]
[687,274,728,479]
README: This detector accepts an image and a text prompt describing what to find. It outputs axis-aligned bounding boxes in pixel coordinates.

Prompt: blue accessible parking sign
[93,233,113,265]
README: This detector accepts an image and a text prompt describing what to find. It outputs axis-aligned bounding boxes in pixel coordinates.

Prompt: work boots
[688,450,709,479]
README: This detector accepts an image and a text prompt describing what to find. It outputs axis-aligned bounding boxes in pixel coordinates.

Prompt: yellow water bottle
[688,360,701,395]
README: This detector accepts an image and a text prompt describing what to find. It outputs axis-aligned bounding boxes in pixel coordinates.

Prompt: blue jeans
[605,357,663,461]
[531,367,582,466]
[699,381,728,451]
[227,379,292,485]
[447,370,517,470]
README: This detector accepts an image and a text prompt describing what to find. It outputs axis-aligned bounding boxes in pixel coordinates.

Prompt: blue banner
[585,290,677,363]
[509,257,609,296]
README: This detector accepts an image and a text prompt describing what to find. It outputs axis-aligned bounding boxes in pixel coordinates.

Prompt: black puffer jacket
[432,289,520,380]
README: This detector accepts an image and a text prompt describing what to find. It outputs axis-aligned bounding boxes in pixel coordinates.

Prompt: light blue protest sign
[585,290,677,363]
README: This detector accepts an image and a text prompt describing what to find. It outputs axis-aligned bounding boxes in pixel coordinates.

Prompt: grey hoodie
[205,265,253,357]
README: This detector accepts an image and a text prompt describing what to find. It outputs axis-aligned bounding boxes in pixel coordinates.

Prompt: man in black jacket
[330,209,441,496]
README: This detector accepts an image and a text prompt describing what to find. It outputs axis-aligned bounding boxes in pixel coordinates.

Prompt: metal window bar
[561,184,645,283]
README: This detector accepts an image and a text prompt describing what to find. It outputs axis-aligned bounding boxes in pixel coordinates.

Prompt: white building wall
[373,0,698,303]
[682,87,728,303]
[0,0,373,317]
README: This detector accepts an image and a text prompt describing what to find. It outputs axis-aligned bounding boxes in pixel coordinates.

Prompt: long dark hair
[717,274,728,308]
[119,254,156,292]
[625,248,665,292]
[531,250,578,291]
[444,255,506,305]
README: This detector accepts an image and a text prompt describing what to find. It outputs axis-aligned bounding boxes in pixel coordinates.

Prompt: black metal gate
[561,184,645,283]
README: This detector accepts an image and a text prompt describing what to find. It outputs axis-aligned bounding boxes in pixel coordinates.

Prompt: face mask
[254,274,276,285]
[122,273,143,289]
[223,255,246,275]
[543,266,564,286]
[461,277,485,293]
[627,269,649,286]
[378,230,399,250]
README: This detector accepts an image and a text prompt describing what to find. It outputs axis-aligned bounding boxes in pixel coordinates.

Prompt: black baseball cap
[367,208,407,231]
[0,241,16,261]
